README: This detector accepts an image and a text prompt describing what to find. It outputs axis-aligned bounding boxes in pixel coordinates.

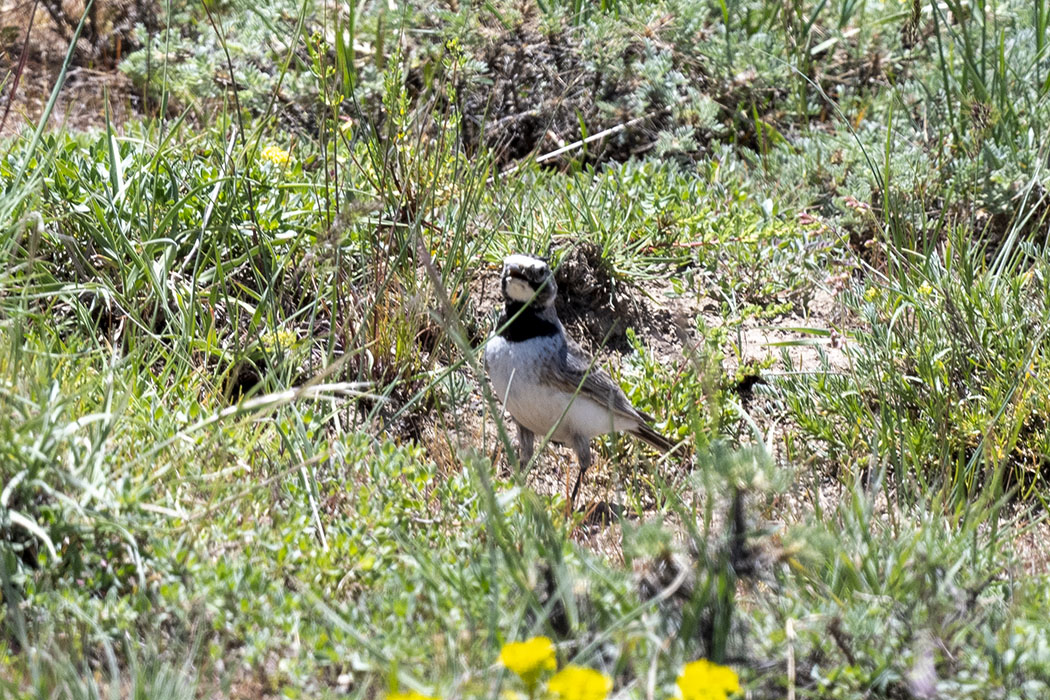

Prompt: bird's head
[500,254,557,308]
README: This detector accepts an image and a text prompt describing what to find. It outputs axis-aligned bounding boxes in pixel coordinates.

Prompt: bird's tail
[630,421,677,453]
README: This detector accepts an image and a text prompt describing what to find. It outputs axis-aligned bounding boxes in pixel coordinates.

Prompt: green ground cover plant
[2,0,1050,696]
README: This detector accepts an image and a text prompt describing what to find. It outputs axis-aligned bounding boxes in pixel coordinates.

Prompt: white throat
[504,277,540,303]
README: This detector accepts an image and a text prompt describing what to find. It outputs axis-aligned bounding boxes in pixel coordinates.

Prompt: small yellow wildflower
[260,328,298,353]
[387,692,439,700]
[863,286,881,302]
[676,659,741,700]
[499,636,556,690]
[261,144,290,167]
[917,282,934,296]
[547,666,612,700]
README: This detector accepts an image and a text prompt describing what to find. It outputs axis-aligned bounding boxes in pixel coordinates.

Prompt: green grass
[2,0,1050,696]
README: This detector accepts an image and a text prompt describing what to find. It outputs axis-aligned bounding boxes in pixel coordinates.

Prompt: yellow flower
[863,286,881,302]
[917,282,934,296]
[676,659,741,700]
[260,328,298,353]
[547,665,612,700]
[261,144,290,167]
[500,637,556,689]
[387,692,439,700]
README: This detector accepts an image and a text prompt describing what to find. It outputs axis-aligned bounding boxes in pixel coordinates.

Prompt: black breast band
[498,302,560,342]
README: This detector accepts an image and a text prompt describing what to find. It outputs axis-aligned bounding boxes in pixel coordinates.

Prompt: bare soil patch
[721,285,853,378]
[0,0,143,137]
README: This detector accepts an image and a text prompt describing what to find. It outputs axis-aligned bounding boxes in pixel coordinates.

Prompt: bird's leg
[516,422,535,469]
[570,435,592,507]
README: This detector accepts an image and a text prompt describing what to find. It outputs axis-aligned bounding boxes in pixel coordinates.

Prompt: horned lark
[484,253,675,504]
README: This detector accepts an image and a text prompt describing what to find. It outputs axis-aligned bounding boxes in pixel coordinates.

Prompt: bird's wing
[544,338,645,422]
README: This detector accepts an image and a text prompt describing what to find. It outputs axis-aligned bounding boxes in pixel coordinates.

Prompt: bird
[483,253,676,505]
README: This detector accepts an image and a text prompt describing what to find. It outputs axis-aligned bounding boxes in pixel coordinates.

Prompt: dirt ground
[0,0,140,138]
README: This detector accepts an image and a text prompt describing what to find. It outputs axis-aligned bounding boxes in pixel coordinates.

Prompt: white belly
[484,336,636,442]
